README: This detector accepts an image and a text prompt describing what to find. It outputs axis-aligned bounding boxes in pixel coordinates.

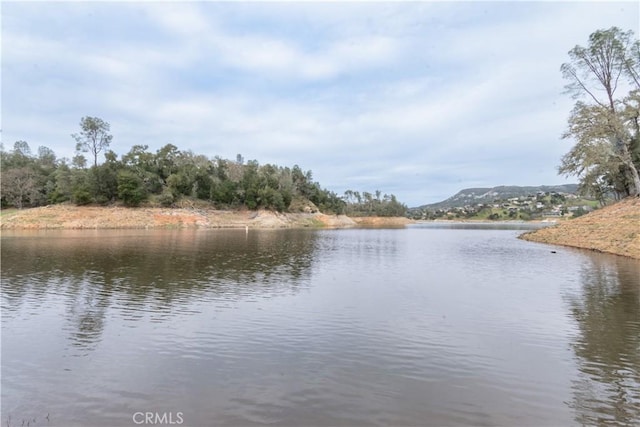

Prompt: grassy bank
[0,204,411,230]
[519,197,640,259]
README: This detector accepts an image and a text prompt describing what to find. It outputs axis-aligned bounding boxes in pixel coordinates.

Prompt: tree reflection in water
[1,229,318,352]
[565,255,640,426]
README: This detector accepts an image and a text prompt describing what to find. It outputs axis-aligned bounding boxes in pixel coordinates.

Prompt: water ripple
[2,228,639,426]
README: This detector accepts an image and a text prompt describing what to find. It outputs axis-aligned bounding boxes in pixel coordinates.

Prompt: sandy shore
[0,205,412,230]
[519,197,640,259]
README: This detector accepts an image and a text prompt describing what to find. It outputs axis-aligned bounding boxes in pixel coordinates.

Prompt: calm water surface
[2,226,639,426]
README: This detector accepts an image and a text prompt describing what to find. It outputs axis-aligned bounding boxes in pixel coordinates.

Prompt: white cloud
[140,2,403,82]
[142,3,211,39]
[2,1,638,205]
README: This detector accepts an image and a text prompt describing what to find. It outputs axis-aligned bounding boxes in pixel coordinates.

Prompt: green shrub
[117,171,147,207]
[72,189,92,205]
[158,187,175,207]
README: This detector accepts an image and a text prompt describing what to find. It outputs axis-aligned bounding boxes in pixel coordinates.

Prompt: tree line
[1,118,406,217]
[559,27,640,201]
[342,189,407,217]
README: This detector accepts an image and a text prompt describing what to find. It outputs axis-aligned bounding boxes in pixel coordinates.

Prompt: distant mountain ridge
[415,184,580,210]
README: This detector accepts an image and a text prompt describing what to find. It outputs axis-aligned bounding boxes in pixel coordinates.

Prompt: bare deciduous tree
[559,27,640,198]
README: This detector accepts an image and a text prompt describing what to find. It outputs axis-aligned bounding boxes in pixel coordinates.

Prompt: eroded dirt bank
[519,197,640,259]
[0,205,411,230]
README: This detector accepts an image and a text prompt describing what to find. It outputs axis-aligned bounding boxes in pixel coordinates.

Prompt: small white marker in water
[245,225,249,234]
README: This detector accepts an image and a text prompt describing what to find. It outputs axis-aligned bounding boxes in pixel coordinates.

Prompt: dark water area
[2,227,639,426]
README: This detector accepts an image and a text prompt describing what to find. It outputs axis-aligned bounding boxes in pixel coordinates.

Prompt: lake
[2,226,639,426]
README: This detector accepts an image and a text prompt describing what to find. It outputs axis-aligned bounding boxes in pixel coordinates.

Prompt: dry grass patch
[520,197,640,259]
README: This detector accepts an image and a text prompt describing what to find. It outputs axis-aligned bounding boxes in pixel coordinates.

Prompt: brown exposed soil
[0,204,411,230]
[520,197,640,259]
[351,216,413,227]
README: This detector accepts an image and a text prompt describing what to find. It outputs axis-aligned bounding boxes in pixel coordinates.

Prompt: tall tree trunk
[628,161,640,196]
[617,133,640,197]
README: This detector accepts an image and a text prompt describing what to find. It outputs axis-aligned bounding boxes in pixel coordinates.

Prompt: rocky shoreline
[0,205,412,230]
[519,197,640,260]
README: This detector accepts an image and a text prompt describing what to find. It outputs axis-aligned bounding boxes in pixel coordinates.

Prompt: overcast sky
[2,1,638,206]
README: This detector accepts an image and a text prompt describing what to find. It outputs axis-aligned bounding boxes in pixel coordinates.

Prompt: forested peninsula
[0,119,408,229]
